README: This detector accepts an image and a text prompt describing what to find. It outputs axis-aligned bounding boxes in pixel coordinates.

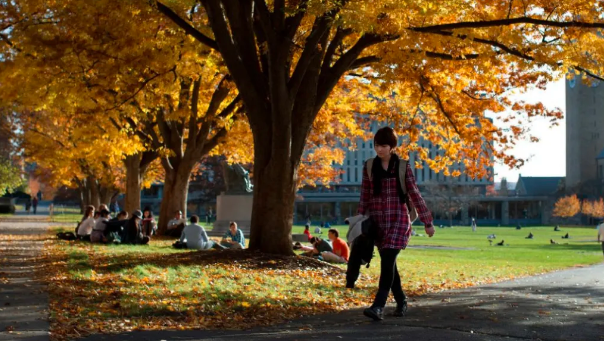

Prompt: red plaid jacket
[358,159,433,250]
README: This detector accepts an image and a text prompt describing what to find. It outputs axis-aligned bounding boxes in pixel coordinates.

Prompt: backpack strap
[398,159,408,194]
[365,158,375,179]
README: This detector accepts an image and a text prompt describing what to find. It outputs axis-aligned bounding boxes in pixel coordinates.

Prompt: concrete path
[82,262,604,341]
[0,215,50,341]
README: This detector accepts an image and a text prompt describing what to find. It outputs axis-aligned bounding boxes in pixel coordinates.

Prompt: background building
[295,123,496,225]
[566,75,604,194]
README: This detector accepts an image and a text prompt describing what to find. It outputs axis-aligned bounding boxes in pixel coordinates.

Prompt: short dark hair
[328,228,339,238]
[304,224,310,230]
[190,215,199,223]
[374,127,398,149]
[118,211,128,218]
[309,237,319,244]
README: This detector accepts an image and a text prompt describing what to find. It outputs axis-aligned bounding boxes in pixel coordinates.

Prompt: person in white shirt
[91,209,110,243]
[174,215,225,250]
[597,221,604,259]
[166,210,187,237]
[76,205,96,241]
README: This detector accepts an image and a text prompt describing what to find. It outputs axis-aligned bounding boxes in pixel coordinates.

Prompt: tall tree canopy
[154,0,604,254]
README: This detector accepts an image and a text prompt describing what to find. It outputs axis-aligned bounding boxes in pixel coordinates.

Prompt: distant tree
[423,178,479,227]
[0,158,24,196]
[582,198,604,220]
[553,195,581,220]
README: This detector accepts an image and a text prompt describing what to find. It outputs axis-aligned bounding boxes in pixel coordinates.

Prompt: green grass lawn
[45,224,602,339]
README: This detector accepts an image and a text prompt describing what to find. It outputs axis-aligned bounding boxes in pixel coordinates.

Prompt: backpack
[365,158,419,224]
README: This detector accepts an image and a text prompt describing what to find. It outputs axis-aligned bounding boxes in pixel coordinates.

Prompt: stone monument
[214,162,254,234]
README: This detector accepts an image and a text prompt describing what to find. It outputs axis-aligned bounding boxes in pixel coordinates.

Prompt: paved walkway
[0,215,50,341]
[82,262,604,341]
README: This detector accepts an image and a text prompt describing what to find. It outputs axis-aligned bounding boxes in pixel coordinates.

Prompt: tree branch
[155,1,219,51]
[411,16,604,32]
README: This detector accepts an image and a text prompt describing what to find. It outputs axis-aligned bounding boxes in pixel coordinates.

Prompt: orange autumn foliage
[553,195,580,219]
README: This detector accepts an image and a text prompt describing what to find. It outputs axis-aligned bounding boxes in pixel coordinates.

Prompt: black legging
[372,248,406,308]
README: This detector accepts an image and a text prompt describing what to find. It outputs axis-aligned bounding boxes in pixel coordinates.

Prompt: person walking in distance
[359,127,435,321]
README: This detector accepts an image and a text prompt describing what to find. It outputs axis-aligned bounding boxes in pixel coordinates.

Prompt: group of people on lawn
[64,205,246,250]
[67,205,157,244]
[169,210,245,250]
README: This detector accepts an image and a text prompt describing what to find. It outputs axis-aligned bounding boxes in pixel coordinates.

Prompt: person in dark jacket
[123,210,149,245]
[103,211,128,239]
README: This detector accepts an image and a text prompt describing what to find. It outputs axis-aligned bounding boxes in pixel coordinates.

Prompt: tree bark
[99,186,115,207]
[248,124,297,255]
[88,176,101,209]
[124,154,143,213]
[157,161,194,234]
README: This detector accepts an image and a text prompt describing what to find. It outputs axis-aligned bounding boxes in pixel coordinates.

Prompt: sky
[493,78,566,182]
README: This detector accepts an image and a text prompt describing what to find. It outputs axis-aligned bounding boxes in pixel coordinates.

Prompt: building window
[347,170,350,182]
[363,142,366,148]
[370,142,373,148]
[355,168,358,182]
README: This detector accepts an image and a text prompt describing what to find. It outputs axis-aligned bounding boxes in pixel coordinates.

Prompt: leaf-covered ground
[42,225,603,340]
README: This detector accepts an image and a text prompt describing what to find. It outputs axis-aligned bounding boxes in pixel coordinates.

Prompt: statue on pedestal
[221,162,253,194]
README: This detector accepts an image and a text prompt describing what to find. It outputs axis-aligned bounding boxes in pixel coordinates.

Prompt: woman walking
[359,127,435,321]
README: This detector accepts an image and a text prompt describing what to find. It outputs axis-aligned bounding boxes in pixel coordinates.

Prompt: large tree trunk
[81,180,91,210]
[157,162,194,234]
[124,154,142,213]
[99,187,115,208]
[88,176,101,209]
[248,123,297,255]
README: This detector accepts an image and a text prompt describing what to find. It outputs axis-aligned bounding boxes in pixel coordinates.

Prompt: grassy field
[43,225,602,340]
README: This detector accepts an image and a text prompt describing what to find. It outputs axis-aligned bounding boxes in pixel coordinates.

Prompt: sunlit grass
[46,225,602,340]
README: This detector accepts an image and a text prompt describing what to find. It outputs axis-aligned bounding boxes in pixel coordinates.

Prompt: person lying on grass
[300,237,333,258]
[173,215,225,250]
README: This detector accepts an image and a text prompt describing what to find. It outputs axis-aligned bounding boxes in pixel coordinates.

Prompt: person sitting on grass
[122,210,149,245]
[76,205,96,241]
[302,237,333,258]
[525,232,534,239]
[554,225,561,231]
[173,215,225,250]
[562,233,570,239]
[220,222,245,249]
[141,206,157,236]
[91,209,111,243]
[320,229,349,263]
[303,224,313,241]
[166,210,186,237]
[314,225,322,235]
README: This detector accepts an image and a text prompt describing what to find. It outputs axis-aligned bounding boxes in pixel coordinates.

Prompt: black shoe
[392,300,408,317]
[363,306,383,321]
[345,283,355,289]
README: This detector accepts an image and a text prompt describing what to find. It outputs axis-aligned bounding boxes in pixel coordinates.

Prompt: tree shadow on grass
[95,248,340,274]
